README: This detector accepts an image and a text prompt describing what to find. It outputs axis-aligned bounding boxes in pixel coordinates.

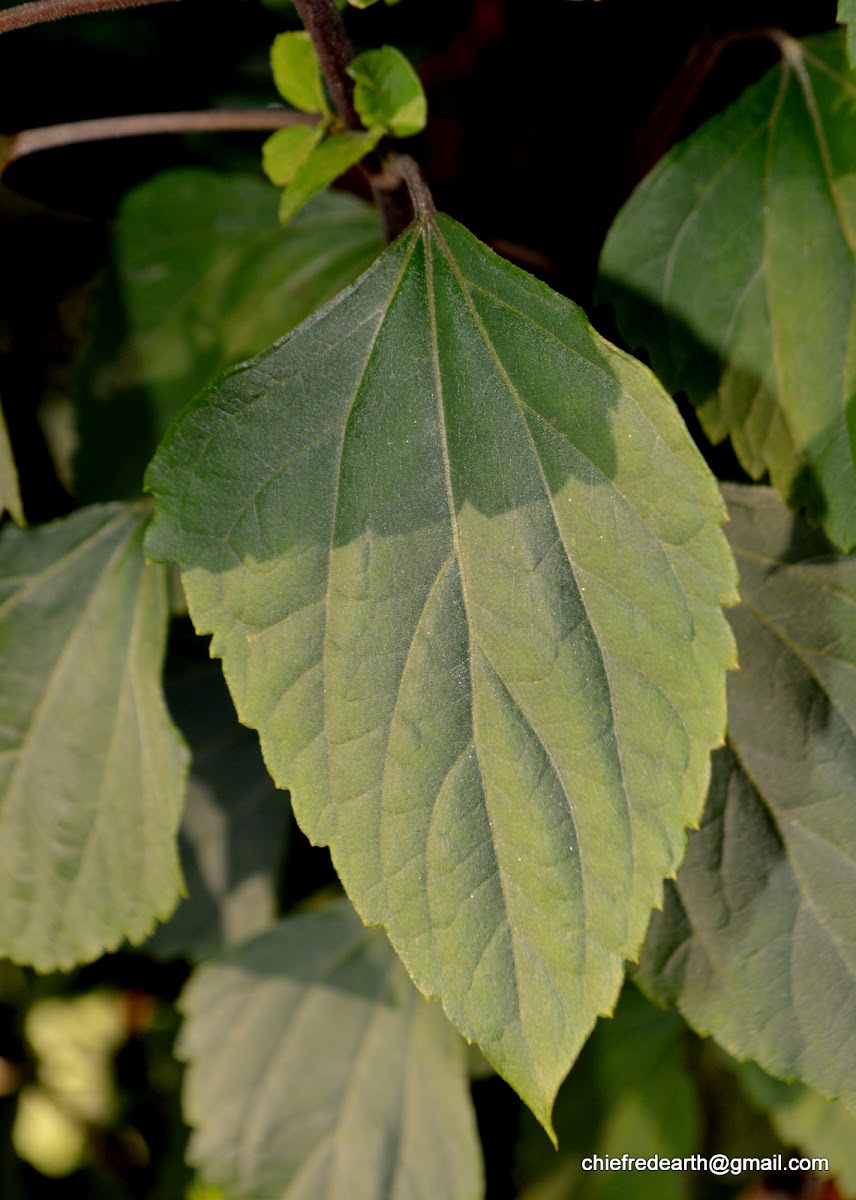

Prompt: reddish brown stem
[0,0,179,35]
[291,0,361,130]
[1,109,317,172]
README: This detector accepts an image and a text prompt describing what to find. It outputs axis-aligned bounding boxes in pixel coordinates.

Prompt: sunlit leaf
[636,485,856,1107]
[146,213,736,1129]
[262,123,324,186]
[349,46,427,137]
[75,171,383,501]
[179,901,483,1199]
[270,30,328,115]
[278,129,382,225]
[840,0,856,66]
[0,503,188,970]
[599,32,856,550]
[148,665,290,962]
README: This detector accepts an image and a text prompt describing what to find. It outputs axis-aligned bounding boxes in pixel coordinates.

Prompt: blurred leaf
[735,1062,856,1197]
[278,128,382,225]
[840,0,856,65]
[0,397,23,526]
[637,485,856,1107]
[179,901,483,1199]
[270,31,328,115]
[146,213,736,1131]
[261,123,324,186]
[148,665,290,962]
[0,503,188,970]
[74,170,383,501]
[600,32,856,550]
[349,46,427,136]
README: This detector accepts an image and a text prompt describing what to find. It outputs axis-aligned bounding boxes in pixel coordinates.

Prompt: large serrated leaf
[147,665,290,962]
[0,503,188,970]
[179,900,483,1200]
[636,484,856,1107]
[599,31,856,551]
[75,172,383,502]
[145,213,737,1130]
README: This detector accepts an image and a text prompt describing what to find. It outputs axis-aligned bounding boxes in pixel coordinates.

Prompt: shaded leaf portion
[179,901,483,1200]
[349,46,427,137]
[737,1062,856,1197]
[75,172,383,501]
[636,485,856,1105]
[840,0,856,67]
[146,213,736,1128]
[515,985,701,1200]
[0,503,188,970]
[148,666,290,962]
[599,32,856,550]
[0,397,24,525]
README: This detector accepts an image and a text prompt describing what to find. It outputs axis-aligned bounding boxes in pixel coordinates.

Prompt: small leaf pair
[265,31,426,224]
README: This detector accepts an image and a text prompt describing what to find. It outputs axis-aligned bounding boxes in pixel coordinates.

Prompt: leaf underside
[636,485,856,1108]
[599,32,856,551]
[146,213,737,1130]
[0,503,188,971]
[179,901,483,1200]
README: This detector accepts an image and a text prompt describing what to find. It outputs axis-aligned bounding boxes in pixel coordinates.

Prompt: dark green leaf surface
[75,172,383,501]
[148,666,290,962]
[599,32,856,550]
[179,901,483,1200]
[637,485,856,1105]
[0,503,188,970]
[0,396,23,525]
[146,213,737,1128]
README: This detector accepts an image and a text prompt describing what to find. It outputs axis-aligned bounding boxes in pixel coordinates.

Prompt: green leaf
[636,484,856,1107]
[74,170,383,502]
[145,213,737,1131]
[599,31,856,551]
[0,396,24,526]
[270,30,328,114]
[179,900,483,1199]
[261,123,324,186]
[348,46,427,137]
[147,665,290,962]
[0,503,188,971]
[840,0,856,67]
[278,128,382,225]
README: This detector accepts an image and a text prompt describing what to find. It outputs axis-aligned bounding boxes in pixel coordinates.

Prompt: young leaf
[179,901,483,1199]
[840,0,856,66]
[75,171,383,502]
[599,32,856,551]
[147,665,290,962]
[636,485,856,1108]
[145,213,737,1131]
[270,30,328,115]
[348,46,427,137]
[278,128,382,225]
[0,396,24,526]
[0,503,188,970]
[261,123,324,186]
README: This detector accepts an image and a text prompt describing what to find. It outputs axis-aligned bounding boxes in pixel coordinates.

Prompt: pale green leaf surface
[840,1,856,67]
[0,503,188,971]
[599,32,856,550]
[278,129,382,226]
[636,484,856,1105]
[75,171,383,501]
[262,124,324,187]
[0,396,23,525]
[348,47,427,137]
[148,666,290,962]
[270,31,327,114]
[179,901,483,1200]
[737,1062,856,1196]
[145,214,737,1129]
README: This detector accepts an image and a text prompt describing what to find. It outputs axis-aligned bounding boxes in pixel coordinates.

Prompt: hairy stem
[0,0,179,35]
[291,0,361,130]
[1,109,317,172]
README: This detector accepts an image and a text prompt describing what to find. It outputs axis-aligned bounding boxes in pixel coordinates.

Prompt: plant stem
[0,0,179,35]
[377,154,435,224]
[0,109,317,172]
[291,0,361,130]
